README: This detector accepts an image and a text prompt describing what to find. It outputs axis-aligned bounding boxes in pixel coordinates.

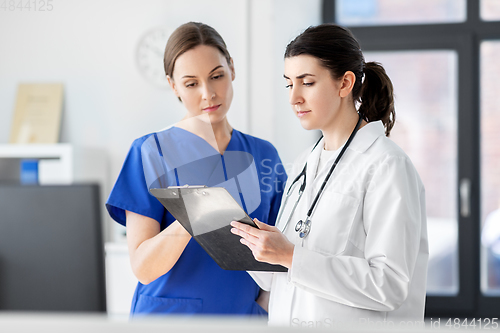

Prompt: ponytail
[358,62,395,136]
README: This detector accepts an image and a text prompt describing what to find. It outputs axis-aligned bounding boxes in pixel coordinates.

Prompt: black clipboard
[150,186,287,272]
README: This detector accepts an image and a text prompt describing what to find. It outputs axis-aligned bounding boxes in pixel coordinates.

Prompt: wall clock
[136,26,173,88]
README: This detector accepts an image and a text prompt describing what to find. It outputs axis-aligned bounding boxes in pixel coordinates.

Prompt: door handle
[460,178,471,218]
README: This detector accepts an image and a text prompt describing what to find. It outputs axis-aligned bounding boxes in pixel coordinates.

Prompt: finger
[230,221,247,229]
[239,236,256,250]
[230,226,260,245]
[253,218,277,232]
[254,218,276,231]
[238,238,266,263]
[231,221,263,238]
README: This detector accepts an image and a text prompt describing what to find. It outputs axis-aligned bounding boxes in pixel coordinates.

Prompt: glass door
[480,40,500,296]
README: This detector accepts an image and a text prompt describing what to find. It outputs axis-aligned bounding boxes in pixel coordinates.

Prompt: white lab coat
[250,121,428,327]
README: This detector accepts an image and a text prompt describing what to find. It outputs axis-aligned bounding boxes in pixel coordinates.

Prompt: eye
[212,73,225,80]
[303,82,314,87]
[185,82,197,88]
[285,83,293,89]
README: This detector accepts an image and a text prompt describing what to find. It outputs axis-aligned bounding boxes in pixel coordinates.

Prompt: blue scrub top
[106,127,287,316]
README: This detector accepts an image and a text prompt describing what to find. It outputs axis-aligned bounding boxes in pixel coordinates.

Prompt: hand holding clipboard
[150,186,287,272]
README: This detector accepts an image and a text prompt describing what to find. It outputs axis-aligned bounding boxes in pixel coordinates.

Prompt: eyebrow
[182,65,224,79]
[283,73,315,79]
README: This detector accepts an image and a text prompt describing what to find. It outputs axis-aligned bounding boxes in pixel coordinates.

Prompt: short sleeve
[106,136,165,226]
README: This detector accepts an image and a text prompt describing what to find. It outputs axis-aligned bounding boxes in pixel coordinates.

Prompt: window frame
[323,0,500,318]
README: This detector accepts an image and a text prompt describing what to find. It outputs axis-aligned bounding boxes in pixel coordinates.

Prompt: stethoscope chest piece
[295,219,311,238]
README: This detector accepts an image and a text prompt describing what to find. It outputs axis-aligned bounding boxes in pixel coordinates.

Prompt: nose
[202,83,216,100]
[289,85,303,107]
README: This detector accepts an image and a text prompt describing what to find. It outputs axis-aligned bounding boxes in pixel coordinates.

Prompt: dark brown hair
[164,22,232,79]
[285,23,395,136]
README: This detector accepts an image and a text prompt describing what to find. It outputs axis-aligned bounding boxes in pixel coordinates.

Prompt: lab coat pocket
[135,294,203,315]
[308,191,360,256]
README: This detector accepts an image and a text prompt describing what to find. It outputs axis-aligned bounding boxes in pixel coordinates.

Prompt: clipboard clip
[167,185,207,189]
[166,185,208,196]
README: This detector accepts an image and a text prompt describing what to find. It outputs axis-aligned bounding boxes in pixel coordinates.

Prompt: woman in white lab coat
[231,23,428,327]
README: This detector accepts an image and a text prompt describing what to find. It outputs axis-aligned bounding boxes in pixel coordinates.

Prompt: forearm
[126,211,191,284]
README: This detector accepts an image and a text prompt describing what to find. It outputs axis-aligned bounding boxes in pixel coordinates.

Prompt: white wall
[0,0,321,241]
[249,0,322,170]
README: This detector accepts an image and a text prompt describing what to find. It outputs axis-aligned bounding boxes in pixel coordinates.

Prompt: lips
[203,104,221,113]
[296,110,311,118]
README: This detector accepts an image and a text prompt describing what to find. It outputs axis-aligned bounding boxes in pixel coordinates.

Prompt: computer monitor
[0,184,106,312]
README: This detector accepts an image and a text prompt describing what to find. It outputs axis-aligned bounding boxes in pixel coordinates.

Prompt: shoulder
[369,135,412,164]
[234,130,280,155]
[367,136,424,188]
[235,130,276,148]
[130,133,154,149]
[129,126,177,152]
[349,120,408,162]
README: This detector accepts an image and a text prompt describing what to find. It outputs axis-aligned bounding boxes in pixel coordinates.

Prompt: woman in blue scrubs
[106,22,287,316]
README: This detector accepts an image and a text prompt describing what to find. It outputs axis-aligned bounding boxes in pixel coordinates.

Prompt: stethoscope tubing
[277,183,303,233]
[278,114,363,236]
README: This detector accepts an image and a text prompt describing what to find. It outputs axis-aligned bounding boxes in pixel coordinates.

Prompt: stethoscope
[277,114,363,238]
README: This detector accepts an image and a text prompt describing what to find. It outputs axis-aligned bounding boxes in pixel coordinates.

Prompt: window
[336,0,466,26]
[481,0,500,21]
[324,0,500,318]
